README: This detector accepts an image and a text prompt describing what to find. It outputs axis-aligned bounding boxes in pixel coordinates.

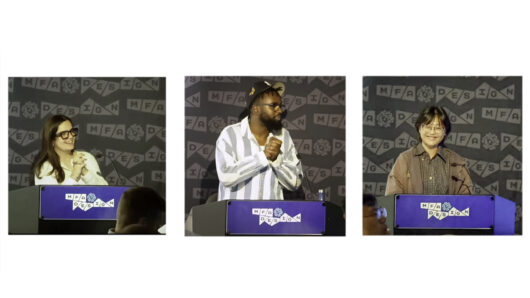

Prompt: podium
[377,194,516,235]
[191,200,345,236]
[9,185,130,234]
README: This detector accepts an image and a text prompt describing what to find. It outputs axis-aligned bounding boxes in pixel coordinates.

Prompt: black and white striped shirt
[215,117,303,200]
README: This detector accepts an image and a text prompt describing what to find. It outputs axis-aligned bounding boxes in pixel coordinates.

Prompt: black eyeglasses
[55,128,79,139]
[259,103,285,110]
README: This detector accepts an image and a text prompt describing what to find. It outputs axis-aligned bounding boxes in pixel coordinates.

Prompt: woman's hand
[71,152,87,181]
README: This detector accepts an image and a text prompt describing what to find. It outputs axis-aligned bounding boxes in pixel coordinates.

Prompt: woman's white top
[34,151,108,185]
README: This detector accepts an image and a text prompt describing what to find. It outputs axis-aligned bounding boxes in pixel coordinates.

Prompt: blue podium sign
[40,186,130,220]
[394,194,515,235]
[226,200,326,235]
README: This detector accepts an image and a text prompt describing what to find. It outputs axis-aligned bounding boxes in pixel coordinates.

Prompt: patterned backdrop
[8,77,166,198]
[363,76,522,234]
[185,76,346,215]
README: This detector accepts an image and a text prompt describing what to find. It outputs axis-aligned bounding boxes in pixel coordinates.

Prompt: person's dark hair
[363,193,377,207]
[118,187,166,229]
[32,114,74,183]
[248,88,282,118]
[415,105,451,145]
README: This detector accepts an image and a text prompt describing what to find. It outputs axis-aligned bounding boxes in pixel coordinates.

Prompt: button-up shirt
[415,145,449,195]
[35,151,108,185]
[215,116,303,200]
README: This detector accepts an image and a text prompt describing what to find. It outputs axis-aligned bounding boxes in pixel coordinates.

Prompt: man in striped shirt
[215,81,303,200]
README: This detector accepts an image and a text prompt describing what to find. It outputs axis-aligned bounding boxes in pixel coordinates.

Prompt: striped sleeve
[269,130,303,191]
[215,127,269,188]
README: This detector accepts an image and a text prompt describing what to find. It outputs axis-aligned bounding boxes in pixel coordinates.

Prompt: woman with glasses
[385,106,472,195]
[33,114,108,185]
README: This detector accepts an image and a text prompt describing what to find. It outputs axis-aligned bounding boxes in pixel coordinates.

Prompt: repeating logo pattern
[185,76,345,214]
[8,78,166,199]
[363,77,522,234]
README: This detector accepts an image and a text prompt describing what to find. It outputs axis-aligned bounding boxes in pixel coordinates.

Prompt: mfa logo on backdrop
[363,132,418,155]
[436,82,515,105]
[65,193,115,211]
[87,124,165,142]
[308,77,344,87]
[375,83,515,105]
[127,99,165,115]
[375,85,434,102]
[293,139,344,156]
[482,108,521,124]
[9,101,40,118]
[9,129,40,147]
[252,208,302,226]
[19,78,160,96]
[314,113,345,129]
[420,202,470,220]
[185,116,239,133]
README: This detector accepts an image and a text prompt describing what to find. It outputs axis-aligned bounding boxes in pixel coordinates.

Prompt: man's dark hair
[414,105,451,145]
[363,193,377,207]
[248,88,282,111]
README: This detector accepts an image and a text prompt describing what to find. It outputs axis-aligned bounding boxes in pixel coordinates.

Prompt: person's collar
[414,144,447,162]
[414,144,425,156]
[241,116,252,139]
[437,147,448,162]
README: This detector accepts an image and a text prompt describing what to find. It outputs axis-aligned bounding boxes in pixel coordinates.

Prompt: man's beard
[261,114,283,131]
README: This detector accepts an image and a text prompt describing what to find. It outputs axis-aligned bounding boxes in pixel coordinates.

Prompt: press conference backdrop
[8,77,166,198]
[185,76,346,215]
[363,76,522,234]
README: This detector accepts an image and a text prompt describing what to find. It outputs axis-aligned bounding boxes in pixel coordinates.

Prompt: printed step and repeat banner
[363,77,522,234]
[8,77,166,198]
[185,76,345,215]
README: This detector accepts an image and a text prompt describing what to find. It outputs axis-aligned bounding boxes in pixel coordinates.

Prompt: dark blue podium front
[191,200,344,236]
[9,185,130,234]
[378,194,515,235]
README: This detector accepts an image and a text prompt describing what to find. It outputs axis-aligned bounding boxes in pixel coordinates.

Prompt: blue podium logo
[251,208,302,226]
[65,193,115,211]
[420,202,470,220]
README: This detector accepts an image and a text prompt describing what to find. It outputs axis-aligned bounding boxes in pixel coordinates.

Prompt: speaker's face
[53,120,76,153]
[419,116,445,149]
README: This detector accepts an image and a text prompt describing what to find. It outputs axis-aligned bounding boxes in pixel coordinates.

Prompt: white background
[0,0,529,297]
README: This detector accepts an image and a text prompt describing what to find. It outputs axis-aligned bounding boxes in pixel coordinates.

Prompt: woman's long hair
[32,115,75,183]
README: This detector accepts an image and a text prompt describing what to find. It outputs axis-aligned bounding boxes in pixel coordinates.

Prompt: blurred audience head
[363,193,389,235]
[115,187,166,234]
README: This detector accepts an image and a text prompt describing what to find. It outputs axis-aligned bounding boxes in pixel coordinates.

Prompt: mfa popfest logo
[65,193,115,211]
[420,202,470,220]
[252,208,301,226]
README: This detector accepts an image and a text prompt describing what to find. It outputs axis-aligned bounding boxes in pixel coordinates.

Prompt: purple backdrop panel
[227,200,326,235]
[395,195,494,229]
[40,186,130,220]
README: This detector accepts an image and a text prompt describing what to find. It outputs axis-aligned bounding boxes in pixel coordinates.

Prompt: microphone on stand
[451,175,473,195]
[96,153,125,185]
[450,162,474,195]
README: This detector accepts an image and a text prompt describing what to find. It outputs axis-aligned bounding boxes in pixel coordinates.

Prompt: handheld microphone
[96,153,126,185]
